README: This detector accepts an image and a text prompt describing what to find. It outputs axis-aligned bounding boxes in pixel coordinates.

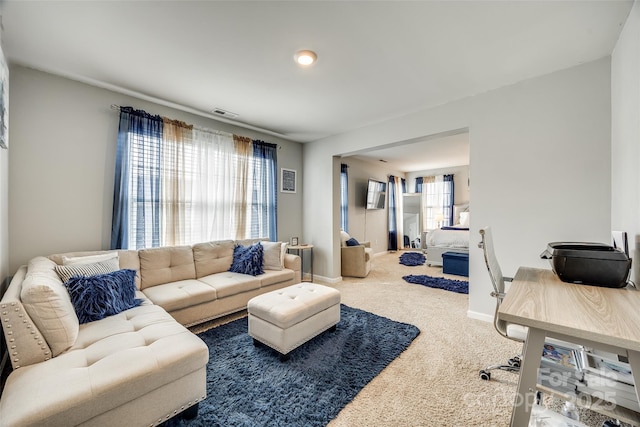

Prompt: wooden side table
[287,244,314,282]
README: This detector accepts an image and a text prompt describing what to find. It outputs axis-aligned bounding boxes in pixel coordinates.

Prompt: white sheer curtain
[188,128,238,243]
[150,121,241,246]
[422,175,444,230]
[162,118,191,246]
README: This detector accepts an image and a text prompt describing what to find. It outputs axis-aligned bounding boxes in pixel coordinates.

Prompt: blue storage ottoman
[442,252,469,277]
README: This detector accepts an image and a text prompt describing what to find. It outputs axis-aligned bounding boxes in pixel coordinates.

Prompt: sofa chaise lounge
[0,239,301,427]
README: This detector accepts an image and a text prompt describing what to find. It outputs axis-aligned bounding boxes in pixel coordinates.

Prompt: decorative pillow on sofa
[21,256,80,357]
[346,237,360,246]
[55,258,120,284]
[261,241,287,271]
[229,243,264,276]
[64,269,142,324]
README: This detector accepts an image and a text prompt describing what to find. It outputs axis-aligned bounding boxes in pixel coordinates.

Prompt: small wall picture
[281,168,296,193]
[291,237,299,246]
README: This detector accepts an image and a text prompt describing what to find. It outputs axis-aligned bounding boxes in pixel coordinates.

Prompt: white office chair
[477,226,527,380]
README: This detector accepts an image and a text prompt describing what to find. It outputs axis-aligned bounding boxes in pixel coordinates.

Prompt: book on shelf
[541,342,582,372]
[537,342,584,394]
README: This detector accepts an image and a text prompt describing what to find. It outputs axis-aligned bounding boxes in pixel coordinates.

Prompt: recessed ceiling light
[294,50,317,66]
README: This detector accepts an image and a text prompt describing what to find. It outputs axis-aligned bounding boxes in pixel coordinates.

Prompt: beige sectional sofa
[0,239,301,427]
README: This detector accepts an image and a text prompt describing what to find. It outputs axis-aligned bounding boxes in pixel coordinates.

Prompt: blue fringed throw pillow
[64,269,143,324]
[346,237,360,246]
[229,242,264,276]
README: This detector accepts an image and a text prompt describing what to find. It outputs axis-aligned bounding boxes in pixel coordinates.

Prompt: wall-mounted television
[366,178,386,209]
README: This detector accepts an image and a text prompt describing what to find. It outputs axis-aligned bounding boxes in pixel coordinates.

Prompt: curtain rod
[110,104,281,148]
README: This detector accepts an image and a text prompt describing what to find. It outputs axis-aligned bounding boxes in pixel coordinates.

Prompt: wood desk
[498,267,640,426]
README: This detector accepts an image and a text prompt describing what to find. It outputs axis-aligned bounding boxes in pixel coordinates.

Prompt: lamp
[294,50,317,66]
[435,213,444,229]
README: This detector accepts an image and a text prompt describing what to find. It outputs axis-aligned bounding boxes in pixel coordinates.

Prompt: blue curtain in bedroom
[111,107,164,250]
[251,140,278,242]
[388,175,398,251]
[340,163,349,232]
[444,174,454,226]
[415,176,423,194]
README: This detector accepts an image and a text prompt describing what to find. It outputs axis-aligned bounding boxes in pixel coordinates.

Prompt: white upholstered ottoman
[247,283,341,360]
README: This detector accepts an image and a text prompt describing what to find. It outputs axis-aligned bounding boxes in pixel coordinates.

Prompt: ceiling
[348,131,470,172]
[0,1,633,161]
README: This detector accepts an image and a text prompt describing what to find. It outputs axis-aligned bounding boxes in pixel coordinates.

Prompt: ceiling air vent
[211,107,239,120]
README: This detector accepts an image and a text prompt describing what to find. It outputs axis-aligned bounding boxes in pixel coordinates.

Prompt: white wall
[304,58,612,318]
[0,121,7,288]
[340,156,405,255]
[8,65,304,274]
[0,30,8,289]
[612,0,640,281]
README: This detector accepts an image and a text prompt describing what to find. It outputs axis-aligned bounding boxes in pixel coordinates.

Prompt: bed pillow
[459,212,470,227]
[453,204,469,224]
[55,257,120,284]
[346,237,360,246]
[64,269,142,324]
[229,243,264,276]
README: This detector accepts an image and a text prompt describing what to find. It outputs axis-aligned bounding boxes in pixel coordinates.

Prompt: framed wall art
[281,168,296,193]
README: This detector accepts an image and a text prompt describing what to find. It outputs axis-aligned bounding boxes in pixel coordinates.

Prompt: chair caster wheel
[508,357,521,368]
[479,370,491,381]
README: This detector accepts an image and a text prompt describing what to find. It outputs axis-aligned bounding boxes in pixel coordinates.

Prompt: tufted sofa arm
[284,253,301,283]
[0,266,53,369]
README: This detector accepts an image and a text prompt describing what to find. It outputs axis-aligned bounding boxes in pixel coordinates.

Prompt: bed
[422,207,470,267]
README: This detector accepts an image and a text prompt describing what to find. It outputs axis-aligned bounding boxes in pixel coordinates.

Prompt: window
[422,174,454,230]
[112,108,277,249]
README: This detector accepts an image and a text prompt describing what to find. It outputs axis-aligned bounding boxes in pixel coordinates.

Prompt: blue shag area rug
[399,251,426,266]
[402,274,469,294]
[169,304,419,427]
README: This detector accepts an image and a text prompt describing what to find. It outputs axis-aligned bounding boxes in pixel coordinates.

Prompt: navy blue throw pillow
[346,237,360,246]
[64,269,142,324]
[229,243,264,276]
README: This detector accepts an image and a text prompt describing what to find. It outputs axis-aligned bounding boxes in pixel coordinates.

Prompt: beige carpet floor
[193,250,622,427]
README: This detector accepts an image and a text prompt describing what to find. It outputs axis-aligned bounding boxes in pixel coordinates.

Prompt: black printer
[540,242,632,288]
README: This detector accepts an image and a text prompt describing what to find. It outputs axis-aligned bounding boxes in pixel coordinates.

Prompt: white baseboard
[467,310,493,323]
[313,275,342,284]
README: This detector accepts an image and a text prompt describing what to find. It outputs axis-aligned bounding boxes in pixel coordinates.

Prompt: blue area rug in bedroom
[399,251,426,266]
[167,304,420,427]
[402,274,469,294]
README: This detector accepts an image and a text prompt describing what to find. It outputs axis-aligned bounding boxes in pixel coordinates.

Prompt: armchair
[340,231,372,278]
